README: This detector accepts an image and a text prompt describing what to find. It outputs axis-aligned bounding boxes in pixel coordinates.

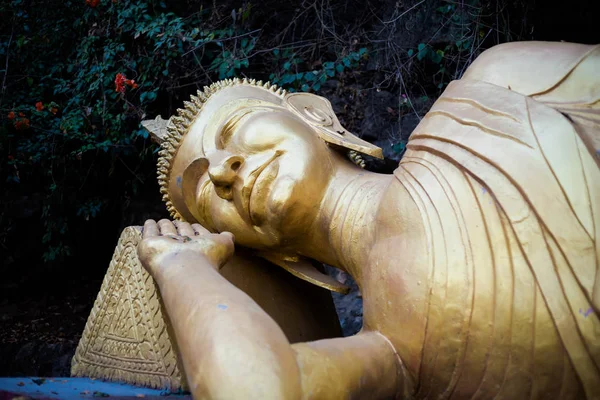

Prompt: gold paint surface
[127,41,600,399]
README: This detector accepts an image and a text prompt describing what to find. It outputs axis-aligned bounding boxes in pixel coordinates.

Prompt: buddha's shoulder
[404,78,597,179]
[396,77,599,303]
[397,76,599,254]
[461,41,599,96]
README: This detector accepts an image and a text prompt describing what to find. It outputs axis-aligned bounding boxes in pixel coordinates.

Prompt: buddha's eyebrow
[218,109,257,148]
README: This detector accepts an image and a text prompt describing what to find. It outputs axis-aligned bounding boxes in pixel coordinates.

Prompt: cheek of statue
[261,144,333,240]
[208,194,267,248]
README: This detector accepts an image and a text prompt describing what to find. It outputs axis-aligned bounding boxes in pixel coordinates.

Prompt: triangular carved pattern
[71,227,185,390]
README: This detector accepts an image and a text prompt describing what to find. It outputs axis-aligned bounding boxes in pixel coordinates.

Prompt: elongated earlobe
[257,251,350,294]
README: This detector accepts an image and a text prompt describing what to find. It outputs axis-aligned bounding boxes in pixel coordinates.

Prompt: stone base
[71,227,185,390]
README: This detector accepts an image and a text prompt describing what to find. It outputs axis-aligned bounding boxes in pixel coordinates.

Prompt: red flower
[36,102,44,111]
[7,111,15,120]
[15,118,30,130]
[7,155,14,161]
[51,107,58,115]
[18,112,25,117]
[115,73,138,93]
[115,73,127,93]
[85,0,100,7]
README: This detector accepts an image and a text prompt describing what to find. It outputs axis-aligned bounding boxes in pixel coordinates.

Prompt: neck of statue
[295,155,393,280]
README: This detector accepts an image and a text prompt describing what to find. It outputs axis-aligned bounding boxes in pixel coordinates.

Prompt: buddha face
[193,105,335,249]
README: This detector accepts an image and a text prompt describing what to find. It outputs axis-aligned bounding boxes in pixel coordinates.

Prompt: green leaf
[304,72,316,81]
[430,50,443,64]
[392,142,406,154]
[136,128,149,139]
[407,49,414,57]
[417,45,429,61]
[335,64,344,74]
[280,74,295,84]
[141,91,157,103]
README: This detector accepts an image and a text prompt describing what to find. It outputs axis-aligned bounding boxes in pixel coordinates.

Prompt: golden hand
[137,219,235,278]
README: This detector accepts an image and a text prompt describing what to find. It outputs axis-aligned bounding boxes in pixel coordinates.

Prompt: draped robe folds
[389,75,600,399]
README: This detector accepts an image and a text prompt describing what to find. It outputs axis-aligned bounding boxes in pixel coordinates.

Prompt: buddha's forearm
[292,332,402,399]
[152,253,302,400]
[151,252,402,400]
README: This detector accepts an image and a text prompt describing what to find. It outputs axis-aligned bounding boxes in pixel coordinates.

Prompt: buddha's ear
[141,115,170,144]
[257,251,350,294]
[284,92,383,159]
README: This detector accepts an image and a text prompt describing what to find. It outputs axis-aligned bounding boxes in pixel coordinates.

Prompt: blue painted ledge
[0,378,192,400]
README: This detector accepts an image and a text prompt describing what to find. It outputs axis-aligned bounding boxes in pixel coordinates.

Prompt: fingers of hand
[174,220,195,237]
[191,223,210,236]
[158,219,178,236]
[142,219,159,239]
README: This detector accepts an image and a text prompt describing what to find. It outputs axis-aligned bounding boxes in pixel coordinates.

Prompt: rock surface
[324,266,364,337]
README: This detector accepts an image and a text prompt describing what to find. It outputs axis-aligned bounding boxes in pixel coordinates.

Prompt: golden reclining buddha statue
[76,41,600,399]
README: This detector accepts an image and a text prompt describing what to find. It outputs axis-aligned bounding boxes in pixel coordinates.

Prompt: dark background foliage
[0,0,597,375]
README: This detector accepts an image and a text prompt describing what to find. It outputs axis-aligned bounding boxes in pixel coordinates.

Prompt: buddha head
[147,78,382,246]
[144,78,382,291]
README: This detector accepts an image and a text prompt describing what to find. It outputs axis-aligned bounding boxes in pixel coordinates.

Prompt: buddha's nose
[208,154,244,200]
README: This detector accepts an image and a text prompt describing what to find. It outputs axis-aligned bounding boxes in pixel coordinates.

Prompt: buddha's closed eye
[218,107,279,149]
[218,109,257,148]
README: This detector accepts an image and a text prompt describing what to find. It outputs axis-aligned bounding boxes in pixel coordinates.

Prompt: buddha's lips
[241,150,283,224]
